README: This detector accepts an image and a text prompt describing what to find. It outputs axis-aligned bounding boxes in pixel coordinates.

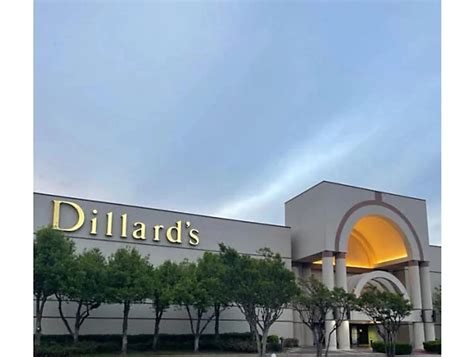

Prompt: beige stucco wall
[34,193,294,338]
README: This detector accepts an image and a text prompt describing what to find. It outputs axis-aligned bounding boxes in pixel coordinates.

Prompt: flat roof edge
[285,180,426,204]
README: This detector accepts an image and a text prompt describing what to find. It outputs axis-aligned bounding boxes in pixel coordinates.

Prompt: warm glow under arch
[336,203,423,262]
[346,215,408,268]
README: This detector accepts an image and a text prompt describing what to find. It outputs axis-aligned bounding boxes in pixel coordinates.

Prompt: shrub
[423,340,441,354]
[371,341,413,355]
[34,341,98,357]
[267,335,279,344]
[35,332,260,354]
[95,341,120,353]
[283,338,299,348]
[266,334,282,352]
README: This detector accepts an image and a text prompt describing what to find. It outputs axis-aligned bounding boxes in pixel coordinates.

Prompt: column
[293,263,316,346]
[419,261,436,341]
[404,268,414,343]
[407,261,425,350]
[335,252,351,350]
[292,265,305,345]
[322,251,337,351]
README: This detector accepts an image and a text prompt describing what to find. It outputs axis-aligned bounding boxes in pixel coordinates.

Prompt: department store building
[34,181,441,350]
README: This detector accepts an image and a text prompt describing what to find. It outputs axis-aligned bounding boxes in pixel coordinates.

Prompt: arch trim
[348,270,411,301]
[334,200,425,261]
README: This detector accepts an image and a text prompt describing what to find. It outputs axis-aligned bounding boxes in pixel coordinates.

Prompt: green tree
[107,247,153,354]
[56,248,107,344]
[34,227,75,346]
[293,277,357,357]
[219,245,298,357]
[357,287,412,357]
[151,260,179,351]
[197,252,231,342]
[174,253,228,352]
[293,277,355,357]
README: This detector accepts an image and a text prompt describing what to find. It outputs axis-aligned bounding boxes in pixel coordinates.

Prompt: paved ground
[126,351,440,357]
[90,348,440,356]
[281,346,440,356]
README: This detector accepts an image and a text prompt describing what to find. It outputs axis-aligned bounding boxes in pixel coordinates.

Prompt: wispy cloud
[213,114,380,220]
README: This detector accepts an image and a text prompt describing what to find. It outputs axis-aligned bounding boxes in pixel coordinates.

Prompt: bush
[283,338,299,348]
[267,335,279,344]
[35,332,264,354]
[423,340,441,354]
[34,341,99,357]
[371,341,413,355]
[266,334,281,352]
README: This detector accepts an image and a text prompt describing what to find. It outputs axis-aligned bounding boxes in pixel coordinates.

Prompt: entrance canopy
[346,215,408,268]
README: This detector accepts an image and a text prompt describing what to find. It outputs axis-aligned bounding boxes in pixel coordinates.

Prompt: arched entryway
[330,204,433,350]
[347,270,410,300]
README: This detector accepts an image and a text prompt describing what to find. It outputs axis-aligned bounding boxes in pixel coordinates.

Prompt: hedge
[371,341,413,355]
[283,337,299,348]
[423,340,441,354]
[35,332,286,356]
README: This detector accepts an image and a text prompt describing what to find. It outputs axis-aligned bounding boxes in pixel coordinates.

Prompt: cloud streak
[213,115,380,220]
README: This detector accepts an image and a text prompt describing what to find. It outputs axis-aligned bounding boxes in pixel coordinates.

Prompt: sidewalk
[282,346,440,356]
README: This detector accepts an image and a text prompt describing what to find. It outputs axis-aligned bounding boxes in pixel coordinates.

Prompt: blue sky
[34,0,441,245]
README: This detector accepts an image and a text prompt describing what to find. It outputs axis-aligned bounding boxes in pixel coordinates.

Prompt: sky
[34,0,441,245]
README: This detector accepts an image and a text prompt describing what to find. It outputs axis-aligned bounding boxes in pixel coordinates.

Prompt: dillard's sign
[51,200,200,246]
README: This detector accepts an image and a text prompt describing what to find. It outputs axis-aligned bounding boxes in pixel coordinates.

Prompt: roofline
[34,192,291,229]
[429,244,442,248]
[285,180,426,204]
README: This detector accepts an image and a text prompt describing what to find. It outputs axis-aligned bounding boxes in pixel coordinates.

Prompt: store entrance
[350,324,369,346]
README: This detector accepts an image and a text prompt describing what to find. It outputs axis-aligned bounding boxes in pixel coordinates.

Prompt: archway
[346,215,409,268]
[347,270,411,300]
[335,202,423,262]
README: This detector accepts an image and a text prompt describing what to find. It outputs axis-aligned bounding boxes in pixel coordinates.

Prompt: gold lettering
[90,209,98,235]
[166,220,182,244]
[132,222,146,240]
[153,225,164,241]
[189,228,199,246]
[121,214,128,238]
[52,200,85,232]
[106,212,113,237]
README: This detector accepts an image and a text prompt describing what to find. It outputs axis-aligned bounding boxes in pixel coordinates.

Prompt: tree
[293,276,357,357]
[150,260,179,351]
[107,247,153,354]
[56,248,107,344]
[174,253,228,352]
[197,252,231,342]
[357,287,412,357]
[34,227,75,346]
[219,244,298,357]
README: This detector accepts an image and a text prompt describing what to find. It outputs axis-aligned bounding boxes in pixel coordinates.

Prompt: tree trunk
[384,333,392,357]
[251,327,261,357]
[73,301,83,344]
[194,334,200,352]
[193,312,202,352]
[121,302,130,354]
[57,295,73,339]
[312,328,323,357]
[152,309,162,351]
[73,325,80,344]
[34,297,45,346]
[214,304,220,341]
[261,329,269,357]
